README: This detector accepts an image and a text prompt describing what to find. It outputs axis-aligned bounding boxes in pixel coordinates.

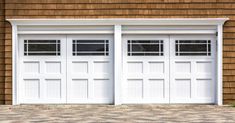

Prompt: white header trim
[7,18,228,25]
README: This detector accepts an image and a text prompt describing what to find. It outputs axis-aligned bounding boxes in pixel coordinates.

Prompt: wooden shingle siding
[0,0,4,104]
[1,0,235,104]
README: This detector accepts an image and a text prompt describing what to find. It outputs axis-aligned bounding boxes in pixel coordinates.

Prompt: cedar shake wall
[2,0,235,104]
[0,0,5,104]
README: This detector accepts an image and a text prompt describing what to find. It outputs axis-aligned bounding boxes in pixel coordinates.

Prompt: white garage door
[18,34,113,104]
[66,35,113,103]
[123,34,216,104]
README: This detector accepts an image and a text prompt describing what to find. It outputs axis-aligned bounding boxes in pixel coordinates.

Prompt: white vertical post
[114,25,122,105]
[217,24,223,105]
[12,24,18,105]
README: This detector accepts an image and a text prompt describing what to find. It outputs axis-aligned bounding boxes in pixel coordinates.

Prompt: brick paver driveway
[0,105,235,122]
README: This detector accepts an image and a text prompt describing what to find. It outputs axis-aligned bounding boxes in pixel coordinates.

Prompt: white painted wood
[18,31,113,35]
[169,35,216,103]
[18,25,114,31]
[7,18,228,26]
[122,30,216,34]
[217,24,223,105]
[122,25,217,34]
[17,25,114,34]
[122,25,217,30]
[17,25,217,35]
[12,24,18,105]
[66,35,114,104]
[122,35,170,103]
[123,34,216,104]
[19,34,114,104]
[18,35,67,104]
[114,25,122,105]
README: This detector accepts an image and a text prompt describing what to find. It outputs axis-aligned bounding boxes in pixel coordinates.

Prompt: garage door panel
[67,35,113,104]
[146,79,165,99]
[174,61,191,73]
[23,61,40,74]
[170,35,216,103]
[70,79,88,99]
[42,78,66,102]
[171,79,192,99]
[125,79,143,99]
[127,61,144,74]
[196,61,213,73]
[196,79,213,98]
[19,34,113,104]
[23,79,40,99]
[71,61,88,74]
[123,34,215,104]
[19,35,67,103]
[45,61,62,74]
[148,61,165,74]
[93,61,111,73]
[93,79,112,99]
[44,79,62,99]
[123,35,170,103]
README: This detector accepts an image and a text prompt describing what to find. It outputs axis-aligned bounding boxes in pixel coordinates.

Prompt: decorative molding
[7,18,228,26]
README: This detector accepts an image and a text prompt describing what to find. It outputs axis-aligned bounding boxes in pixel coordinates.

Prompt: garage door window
[24,40,60,56]
[127,40,163,56]
[175,40,211,56]
[73,40,109,56]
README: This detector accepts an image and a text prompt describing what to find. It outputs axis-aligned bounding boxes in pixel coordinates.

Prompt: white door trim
[7,18,228,25]
[217,24,224,105]
[114,25,122,105]
[8,18,228,105]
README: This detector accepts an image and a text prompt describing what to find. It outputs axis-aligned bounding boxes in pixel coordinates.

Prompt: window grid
[24,40,60,56]
[72,40,109,56]
[175,40,211,56]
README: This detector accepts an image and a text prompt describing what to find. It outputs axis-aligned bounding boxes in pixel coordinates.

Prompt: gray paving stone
[0,105,234,122]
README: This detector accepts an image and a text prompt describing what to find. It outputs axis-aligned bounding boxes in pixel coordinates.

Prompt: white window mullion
[159,40,161,56]
[104,40,106,56]
[26,40,29,56]
[56,40,58,56]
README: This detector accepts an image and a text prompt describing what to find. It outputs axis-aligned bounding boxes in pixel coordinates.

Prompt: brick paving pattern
[0,105,235,122]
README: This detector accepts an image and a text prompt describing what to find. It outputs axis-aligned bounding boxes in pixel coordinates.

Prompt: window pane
[73,40,109,56]
[175,40,211,56]
[132,44,159,52]
[24,40,60,56]
[28,44,57,51]
[76,44,105,51]
[128,40,163,56]
[178,44,207,52]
